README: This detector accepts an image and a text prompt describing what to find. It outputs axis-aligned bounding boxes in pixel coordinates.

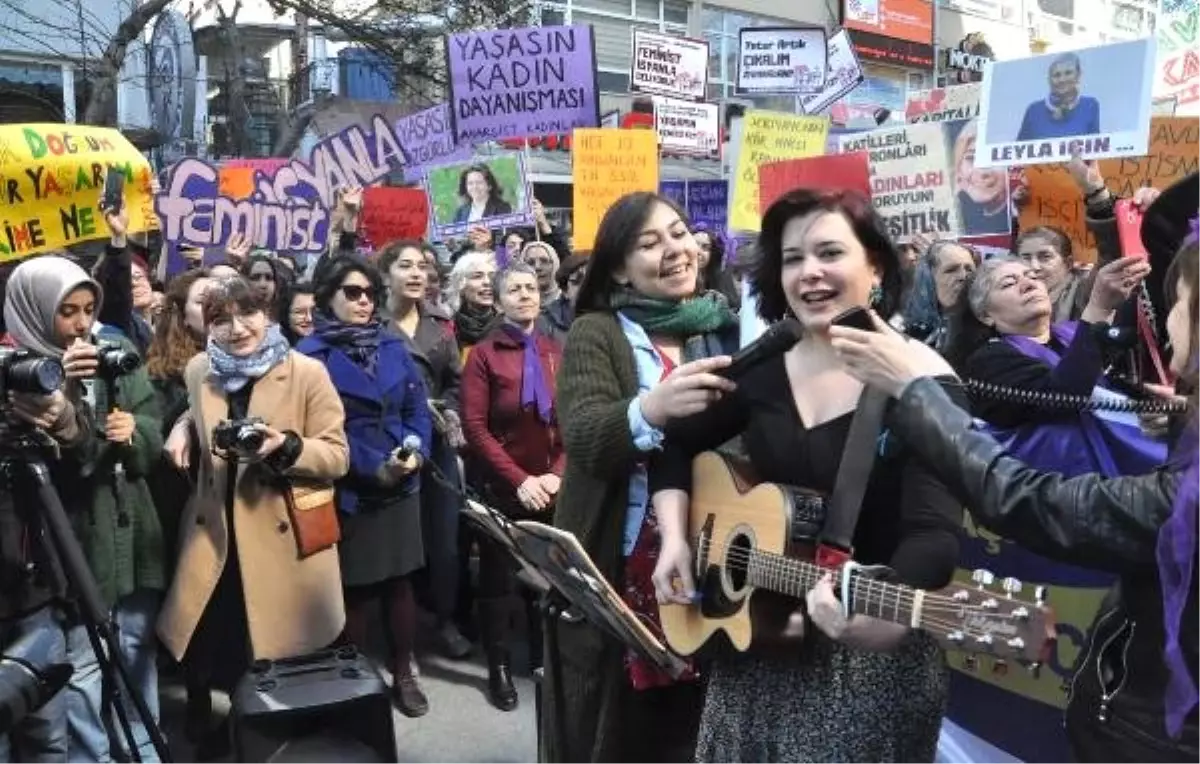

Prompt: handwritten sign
[654,98,719,157]
[799,30,864,115]
[0,123,155,261]
[1154,2,1199,116]
[906,83,981,123]
[730,110,830,232]
[686,180,727,231]
[446,25,600,144]
[758,153,871,217]
[630,30,709,101]
[1020,116,1200,263]
[394,103,471,184]
[156,115,406,252]
[572,128,659,251]
[360,187,429,246]
[736,26,827,95]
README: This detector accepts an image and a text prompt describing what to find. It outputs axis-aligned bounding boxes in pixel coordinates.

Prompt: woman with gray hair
[900,240,977,353]
[445,251,500,365]
[460,261,564,712]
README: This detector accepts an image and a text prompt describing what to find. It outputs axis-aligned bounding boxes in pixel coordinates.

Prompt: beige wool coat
[157,350,350,662]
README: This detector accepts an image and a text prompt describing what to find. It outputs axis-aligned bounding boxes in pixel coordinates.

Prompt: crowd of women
[0,147,1192,764]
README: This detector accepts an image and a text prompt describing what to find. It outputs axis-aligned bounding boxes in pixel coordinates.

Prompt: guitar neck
[747,551,918,627]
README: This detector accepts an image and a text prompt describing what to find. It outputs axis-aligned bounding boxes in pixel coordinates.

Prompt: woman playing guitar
[649,189,965,762]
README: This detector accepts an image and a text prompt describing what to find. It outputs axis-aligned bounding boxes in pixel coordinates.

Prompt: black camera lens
[96,343,141,376]
[7,358,65,395]
[237,427,266,452]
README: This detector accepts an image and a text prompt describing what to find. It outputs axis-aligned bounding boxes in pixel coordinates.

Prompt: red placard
[360,187,429,247]
[758,153,872,217]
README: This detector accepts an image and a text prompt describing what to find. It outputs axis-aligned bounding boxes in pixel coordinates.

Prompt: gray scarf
[4,256,102,358]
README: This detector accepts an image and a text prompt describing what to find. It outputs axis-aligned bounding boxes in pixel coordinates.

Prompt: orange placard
[218,167,256,200]
[1019,117,1199,263]
[572,128,659,252]
[844,0,934,46]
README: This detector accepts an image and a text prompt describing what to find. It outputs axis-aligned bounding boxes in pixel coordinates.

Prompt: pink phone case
[1114,199,1148,259]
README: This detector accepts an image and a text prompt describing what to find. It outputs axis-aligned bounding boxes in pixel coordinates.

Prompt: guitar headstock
[922,569,1057,672]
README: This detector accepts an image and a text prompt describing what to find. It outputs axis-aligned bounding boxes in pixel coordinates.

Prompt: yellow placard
[571,128,660,252]
[0,123,155,262]
[730,110,830,233]
[1019,116,1198,264]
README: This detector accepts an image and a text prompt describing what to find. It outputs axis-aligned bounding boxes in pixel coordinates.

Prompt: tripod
[7,449,172,763]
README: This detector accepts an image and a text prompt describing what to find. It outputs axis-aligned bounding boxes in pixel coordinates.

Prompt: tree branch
[81,0,175,125]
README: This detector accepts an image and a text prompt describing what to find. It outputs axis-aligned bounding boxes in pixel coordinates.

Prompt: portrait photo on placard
[945,118,1012,237]
[424,154,533,238]
[976,38,1154,168]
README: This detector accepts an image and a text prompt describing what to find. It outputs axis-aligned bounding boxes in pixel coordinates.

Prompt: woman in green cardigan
[4,255,166,763]
[546,192,738,762]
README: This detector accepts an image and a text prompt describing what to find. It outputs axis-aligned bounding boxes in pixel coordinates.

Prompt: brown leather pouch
[282,482,340,559]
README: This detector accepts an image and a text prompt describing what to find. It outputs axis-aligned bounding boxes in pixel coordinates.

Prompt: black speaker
[230,646,397,763]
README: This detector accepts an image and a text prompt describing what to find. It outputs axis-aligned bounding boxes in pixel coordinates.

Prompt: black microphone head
[771,318,804,344]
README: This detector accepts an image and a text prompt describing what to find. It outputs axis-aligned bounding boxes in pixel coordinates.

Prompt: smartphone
[102,167,124,213]
[1115,199,1148,260]
[831,306,876,332]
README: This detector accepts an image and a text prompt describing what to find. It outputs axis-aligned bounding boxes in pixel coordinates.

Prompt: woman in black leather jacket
[828,176,1198,762]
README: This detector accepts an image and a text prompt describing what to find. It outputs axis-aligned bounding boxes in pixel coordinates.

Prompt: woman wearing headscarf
[158,276,348,756]
[297,256,435,717]
[6,255,166,763]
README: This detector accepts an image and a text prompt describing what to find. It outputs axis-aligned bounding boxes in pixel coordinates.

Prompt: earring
[868,284,883,308]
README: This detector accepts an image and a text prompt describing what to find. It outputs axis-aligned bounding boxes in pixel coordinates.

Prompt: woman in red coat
[461,261,564,712]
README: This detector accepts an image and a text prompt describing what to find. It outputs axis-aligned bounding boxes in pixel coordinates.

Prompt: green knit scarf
[609,288,737,338]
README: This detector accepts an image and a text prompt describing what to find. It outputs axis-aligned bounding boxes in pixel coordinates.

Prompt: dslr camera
[0,348,64,399]
[93,341,141,379]
[213,417,266,456]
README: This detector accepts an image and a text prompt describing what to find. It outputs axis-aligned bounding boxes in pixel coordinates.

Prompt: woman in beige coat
[157,276,349,751]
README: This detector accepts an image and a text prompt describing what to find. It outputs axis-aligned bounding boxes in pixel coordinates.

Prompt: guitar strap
[813,386,889,570]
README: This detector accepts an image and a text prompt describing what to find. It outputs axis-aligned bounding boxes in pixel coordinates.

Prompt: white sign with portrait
[975,38,1155,168]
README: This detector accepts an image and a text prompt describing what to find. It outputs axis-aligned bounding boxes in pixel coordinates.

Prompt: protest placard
[222,158,290,174]
[218,167,256,199]
[757,153,871,217]
[395,103,471,184]
[360,187,429,246]
[446,25,600,144]
[944,119,1012,237]
[799,30,864,116]
[906,83,981,123]
[654,98,720,156]
[630,29,709,101]
[976,39,1156,168]
[1154,1,1198,116]
[730,110,830,233]
[572,129,659,251]
[0,123,155,261]
[156,114,406,252]
[736,27,827,95]
[1019,116,1199,263]
[425,154,532,239]
[659,180,687,208]
[840,122,960,242]
[687,180,727,231]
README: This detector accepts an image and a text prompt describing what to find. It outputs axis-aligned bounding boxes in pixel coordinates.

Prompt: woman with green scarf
[544,192,738,762]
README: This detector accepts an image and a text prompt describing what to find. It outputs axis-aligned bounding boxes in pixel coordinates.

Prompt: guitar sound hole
[725,531,752,594]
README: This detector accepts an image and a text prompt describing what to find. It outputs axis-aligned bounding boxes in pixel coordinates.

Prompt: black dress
[650,354,963,762]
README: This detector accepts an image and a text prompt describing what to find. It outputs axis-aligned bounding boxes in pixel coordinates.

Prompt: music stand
[461,499,687,762]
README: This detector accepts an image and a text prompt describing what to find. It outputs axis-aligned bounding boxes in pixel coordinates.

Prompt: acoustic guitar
[659,452,1057,671]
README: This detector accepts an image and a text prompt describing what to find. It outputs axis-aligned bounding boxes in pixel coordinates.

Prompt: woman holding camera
[158,276,349,754]
[298,256,434,718]
[5,255,167,763]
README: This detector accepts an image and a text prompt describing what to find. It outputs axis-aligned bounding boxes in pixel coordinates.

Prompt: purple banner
[155,115,406,252]
[395,103,472,184]
[446,25,600,144]
[686,180,727,231]
[659,180,687,208]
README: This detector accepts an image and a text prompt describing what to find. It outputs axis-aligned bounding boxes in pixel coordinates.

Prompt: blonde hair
[445,251,497,312]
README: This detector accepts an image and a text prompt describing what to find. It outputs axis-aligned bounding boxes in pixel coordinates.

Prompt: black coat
[890,378,1197,762]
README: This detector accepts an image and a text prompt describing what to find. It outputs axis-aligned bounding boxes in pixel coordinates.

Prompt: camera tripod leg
[72,611,142,763]
[19,459,172,763]
[539,592,569,764]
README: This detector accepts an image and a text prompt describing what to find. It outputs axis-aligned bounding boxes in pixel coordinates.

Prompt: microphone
[719,319,802,379]
[393,435,422,463]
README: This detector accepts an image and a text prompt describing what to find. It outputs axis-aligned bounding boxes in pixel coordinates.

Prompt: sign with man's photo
[975,39,1156,167]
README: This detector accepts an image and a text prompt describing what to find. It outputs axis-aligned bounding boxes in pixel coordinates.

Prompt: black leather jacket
[890,378,1198,762]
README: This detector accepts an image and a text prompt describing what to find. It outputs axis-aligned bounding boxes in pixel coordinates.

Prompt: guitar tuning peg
[962,654,977,672]
[1027,661,1042,679]
[1002,577,1022,597]
[971,569,995,589]
[992,658,1009,677]
[1035,585,1048,606]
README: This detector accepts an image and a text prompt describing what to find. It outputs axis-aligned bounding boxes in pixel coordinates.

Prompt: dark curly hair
[458,164,506,206]
[750,189,904,323]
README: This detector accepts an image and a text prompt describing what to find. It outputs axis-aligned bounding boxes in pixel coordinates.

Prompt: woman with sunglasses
[298,256,434,718]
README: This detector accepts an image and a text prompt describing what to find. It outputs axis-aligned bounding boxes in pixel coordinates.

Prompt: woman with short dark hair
[650,189,962,761]
[453,164,514,224]
[298,255,435,717]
